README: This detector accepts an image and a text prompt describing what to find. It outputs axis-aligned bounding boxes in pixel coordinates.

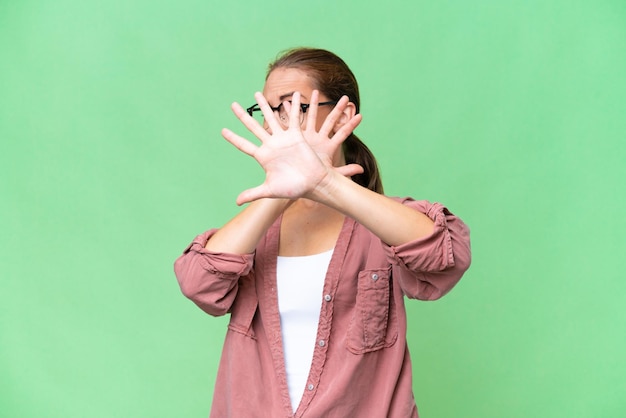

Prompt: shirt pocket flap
[346,267,397,354]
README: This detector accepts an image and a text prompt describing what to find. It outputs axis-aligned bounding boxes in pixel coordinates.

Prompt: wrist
[253,197,293,214]
[307,169,347,206]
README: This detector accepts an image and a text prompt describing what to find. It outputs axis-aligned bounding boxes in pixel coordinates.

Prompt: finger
[319,95,350,137]
[254,92,283,133]
[305,90,320,131]
[283,100,292,119]
[330,113,362,144]
[221,128,258,156]
[287,91,302,129]
[230,101,271,142]
[335,163,364,178]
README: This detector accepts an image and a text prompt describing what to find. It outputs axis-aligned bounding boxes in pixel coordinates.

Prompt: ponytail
[343,133,383,194]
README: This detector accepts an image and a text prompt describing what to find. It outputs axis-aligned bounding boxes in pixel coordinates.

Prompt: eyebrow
[278,91,309,101]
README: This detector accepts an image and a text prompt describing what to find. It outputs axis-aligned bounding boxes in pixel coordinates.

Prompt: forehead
[263,67,314,102]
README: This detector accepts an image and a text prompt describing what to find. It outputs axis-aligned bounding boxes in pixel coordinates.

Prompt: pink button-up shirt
[174,198,471,418]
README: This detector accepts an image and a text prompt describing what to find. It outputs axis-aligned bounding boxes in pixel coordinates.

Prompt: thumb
[335,163,364,178]
[236,184,271,206]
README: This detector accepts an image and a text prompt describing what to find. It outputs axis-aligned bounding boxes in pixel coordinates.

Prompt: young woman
[174,47,471,418]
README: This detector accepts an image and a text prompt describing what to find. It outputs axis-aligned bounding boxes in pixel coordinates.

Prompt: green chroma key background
[1,1,624,417]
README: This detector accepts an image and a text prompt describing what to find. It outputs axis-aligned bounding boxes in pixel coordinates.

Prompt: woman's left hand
[298,90,362,168]
[221,91,362,205]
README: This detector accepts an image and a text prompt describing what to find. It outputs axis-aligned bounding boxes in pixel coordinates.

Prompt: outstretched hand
[221,91,363,205]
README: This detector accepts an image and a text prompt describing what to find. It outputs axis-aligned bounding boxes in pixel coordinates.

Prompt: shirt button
[324,294,332,302]
[307,384,314,391]
[318,340,326,347]
[371,273,379,281]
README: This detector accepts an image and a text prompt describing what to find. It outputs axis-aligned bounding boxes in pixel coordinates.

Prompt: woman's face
[262,67,332,132]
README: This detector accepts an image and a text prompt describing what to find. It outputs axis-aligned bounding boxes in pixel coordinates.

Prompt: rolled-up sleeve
[385,199,471,300]
[174,229,255,316]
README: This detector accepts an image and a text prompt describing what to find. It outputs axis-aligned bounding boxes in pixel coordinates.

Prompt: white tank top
[276,249,333,413]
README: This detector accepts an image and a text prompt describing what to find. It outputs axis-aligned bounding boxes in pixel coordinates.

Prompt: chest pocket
[346,267,398,354]
[227,274,258,339]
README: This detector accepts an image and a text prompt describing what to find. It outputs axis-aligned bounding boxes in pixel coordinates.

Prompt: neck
[285,198,341,219]
[279,199,345,256]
